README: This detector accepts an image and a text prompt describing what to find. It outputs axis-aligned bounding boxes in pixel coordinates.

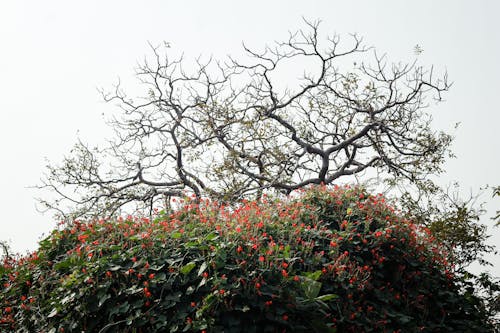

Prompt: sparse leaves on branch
[38,20,450,221]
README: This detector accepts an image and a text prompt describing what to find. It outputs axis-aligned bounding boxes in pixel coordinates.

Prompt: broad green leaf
[304,270,322,281]
[180,262,196,275]
[118,302,130,314]
[197,261,208,276]
[301,278,322,300]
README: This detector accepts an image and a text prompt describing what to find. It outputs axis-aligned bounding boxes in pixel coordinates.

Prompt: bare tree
[38,20,451,220]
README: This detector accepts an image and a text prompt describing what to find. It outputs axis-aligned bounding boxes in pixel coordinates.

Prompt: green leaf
[118,302,130,314]
[125,285,143,295]
[283,245,291,258]
[154,272,167,281]
[150,264,165,271]
[186,286,195,295]
[98,293,111,307]
[304,270,322,281]
[197,261,208,276]
[180,262,196,275]
[205,232,219,241]
[108,264,122,271]
[315,293,338,302]
[301,278,322,300]
[61,292,75,305]
[48,308,58,318]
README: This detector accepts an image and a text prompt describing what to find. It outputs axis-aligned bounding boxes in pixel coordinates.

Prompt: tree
[38,20,452,221]
[399,182,494,270]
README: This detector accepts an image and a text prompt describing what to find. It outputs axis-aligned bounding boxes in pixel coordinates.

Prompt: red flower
[259,256,265,262]
[340,220,348,230]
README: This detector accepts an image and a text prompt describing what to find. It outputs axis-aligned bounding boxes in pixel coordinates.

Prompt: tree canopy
[38,20,451,221]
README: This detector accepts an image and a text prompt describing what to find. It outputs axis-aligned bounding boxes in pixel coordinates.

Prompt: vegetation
[1,186,496,332]
[35,20,496,282]
[1,20,497,332]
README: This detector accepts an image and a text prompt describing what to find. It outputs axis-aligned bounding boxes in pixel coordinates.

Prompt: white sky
[0,0,498,276]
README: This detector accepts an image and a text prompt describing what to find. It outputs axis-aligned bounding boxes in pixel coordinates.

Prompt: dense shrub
[0,186,494,332]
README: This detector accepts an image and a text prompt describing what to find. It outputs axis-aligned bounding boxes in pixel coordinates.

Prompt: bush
[0,186,494,332]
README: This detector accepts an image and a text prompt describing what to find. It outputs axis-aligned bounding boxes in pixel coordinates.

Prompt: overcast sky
[0,0,498,275]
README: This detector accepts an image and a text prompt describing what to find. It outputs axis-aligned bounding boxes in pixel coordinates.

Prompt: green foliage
[398,182,494,269]
[1,186,495,332]
[493,186,500,226]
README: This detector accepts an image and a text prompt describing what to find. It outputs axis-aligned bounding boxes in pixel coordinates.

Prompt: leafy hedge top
[0,185,493,332]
